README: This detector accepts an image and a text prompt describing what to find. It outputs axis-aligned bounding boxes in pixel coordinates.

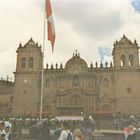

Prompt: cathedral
[0,35,140,116]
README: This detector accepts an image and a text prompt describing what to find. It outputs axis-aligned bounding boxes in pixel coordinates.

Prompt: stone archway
[70,95,83,106]
[101,104,111,111]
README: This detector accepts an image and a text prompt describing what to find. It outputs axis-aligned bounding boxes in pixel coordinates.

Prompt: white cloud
[1,0,140,79]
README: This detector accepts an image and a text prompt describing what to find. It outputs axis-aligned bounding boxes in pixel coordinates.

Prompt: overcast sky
[0,0,140,80]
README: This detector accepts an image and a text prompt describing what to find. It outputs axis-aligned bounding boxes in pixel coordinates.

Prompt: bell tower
[112,35,139,69]
[16,38,42,72]
[13,38,42,115]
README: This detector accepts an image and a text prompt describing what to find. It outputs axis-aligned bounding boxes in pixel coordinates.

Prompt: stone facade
[0,79,13,116]
[1,35,140,116]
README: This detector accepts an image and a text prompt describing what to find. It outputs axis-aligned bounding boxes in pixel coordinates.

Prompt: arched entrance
[58,95,84,115]
[70,95,83,106]
[101,104,111,111]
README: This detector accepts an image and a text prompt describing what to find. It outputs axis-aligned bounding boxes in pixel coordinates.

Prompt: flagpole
[40,0,46,120]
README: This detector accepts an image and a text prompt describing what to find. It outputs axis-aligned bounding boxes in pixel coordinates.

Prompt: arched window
[88,78,93,88]
[70,95,83,106]
[28,57,33,68]
[73,75,79,87]
[103,78,108,87]
[129,54,134,66]
[21,57,26,68]
[121,55,125,66]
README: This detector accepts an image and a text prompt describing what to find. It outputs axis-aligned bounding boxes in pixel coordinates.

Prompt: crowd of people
[0,115,96,140]
[1,114,140,140]
[114,114,140,130]
[114,113,140,140]
[29,116,95,140]
[123,121,139,140]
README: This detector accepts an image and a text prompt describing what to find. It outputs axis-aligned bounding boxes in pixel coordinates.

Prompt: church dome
[65,51,88,71]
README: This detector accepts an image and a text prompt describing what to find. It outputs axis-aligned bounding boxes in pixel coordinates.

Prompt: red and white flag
[46,0,55,52]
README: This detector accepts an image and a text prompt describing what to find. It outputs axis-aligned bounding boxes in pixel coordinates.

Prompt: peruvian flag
[46,0,55,52]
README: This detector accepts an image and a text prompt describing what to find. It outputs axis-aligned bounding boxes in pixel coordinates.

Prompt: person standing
[40,120,51,140]
[123,122,137,140]
[0,122,5,136]
[58,122,74,140]
[4,126,12,140]
[54,122,62,140]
